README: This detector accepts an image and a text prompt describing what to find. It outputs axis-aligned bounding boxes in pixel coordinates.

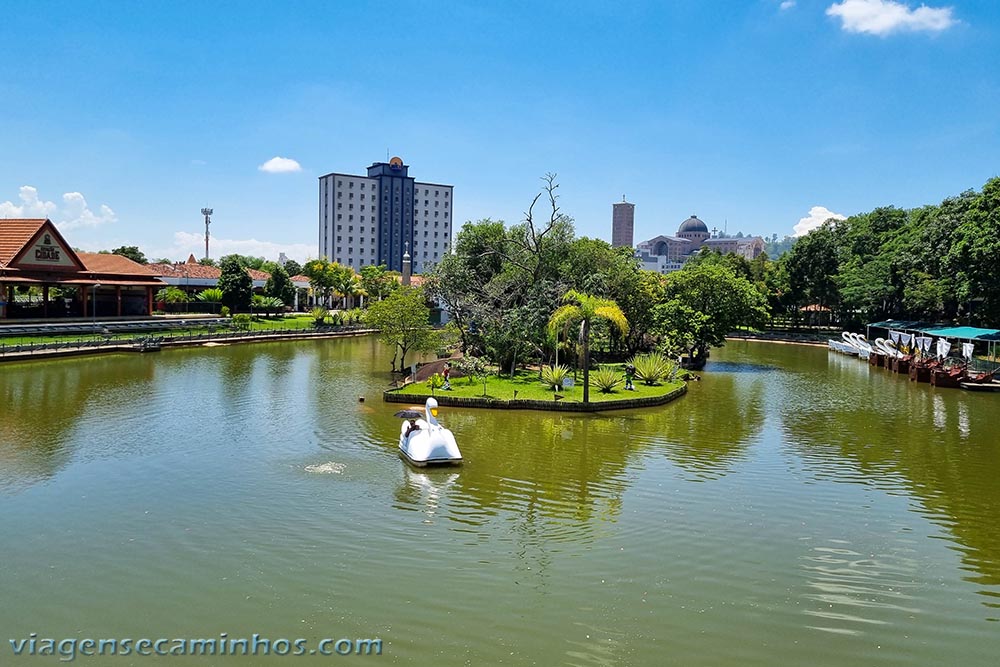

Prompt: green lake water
[1,337,999,665]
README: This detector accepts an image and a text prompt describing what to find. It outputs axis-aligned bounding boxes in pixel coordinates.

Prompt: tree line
[771,177,1000,328]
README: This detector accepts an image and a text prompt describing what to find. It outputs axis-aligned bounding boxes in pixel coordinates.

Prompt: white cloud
[0,185,116,231]
[258,156,303,173]
[793,206,847,237]
[780,1,796,10]
[826,0,956,36]
[149,231,316,264]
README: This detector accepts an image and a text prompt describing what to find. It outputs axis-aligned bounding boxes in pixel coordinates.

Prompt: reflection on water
[1,338,999,666]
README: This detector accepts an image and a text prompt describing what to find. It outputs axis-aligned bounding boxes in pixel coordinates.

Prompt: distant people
[443,363,452,390]
[624,363,636,391]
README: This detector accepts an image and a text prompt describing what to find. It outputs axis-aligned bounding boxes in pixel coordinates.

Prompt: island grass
[393,368,685,404]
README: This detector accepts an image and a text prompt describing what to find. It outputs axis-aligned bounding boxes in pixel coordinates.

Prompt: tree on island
[548,290,629,403]
[218,256,252,312]
[653,263,769,368]
[364,286,436,373]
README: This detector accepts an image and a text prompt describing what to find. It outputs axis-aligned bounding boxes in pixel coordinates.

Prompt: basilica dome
[678,215,708,234]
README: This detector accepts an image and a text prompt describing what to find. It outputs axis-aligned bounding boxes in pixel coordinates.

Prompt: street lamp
[92,283,102,324]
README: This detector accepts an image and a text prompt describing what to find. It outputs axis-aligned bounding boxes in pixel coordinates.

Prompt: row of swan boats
[828,331,1000,391]
[827,331,899,360]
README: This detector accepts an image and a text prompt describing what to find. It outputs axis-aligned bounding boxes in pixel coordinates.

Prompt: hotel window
[435,201,439,207]
[348,237,353,243]
[337,214,342,221]
[371,206,375,212]
[349,204,353,210]
[434,242,438,248]
[435,190,439,195]
[349,181,354,189]
[337,202,342,209]
[424,241,428,247]
[337,236,342,242]
[445,191,449,198]
[337,191,342,198]
[445,213,449,219]
[424,189,428,195]
[337,225,342,231]
[338,180,342,186]
[349,215,353,221]
[435,211,439,217]
[445,202,449,208]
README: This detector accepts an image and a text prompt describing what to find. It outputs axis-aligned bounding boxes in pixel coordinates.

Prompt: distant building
[0,218,164,318]
[318,158,453,274]
[611,198,635,248]
[636,215,765,274]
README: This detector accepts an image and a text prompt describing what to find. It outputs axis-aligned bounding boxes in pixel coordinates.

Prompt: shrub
[196,288,223,303]
[311,307,329,326]
[591,366,622,393]
[220,306,230,318]
[540,364,570,391]
[629,352,677,385]
[426,372,444,395]
[232,313,252,330]
[457,356,489,395]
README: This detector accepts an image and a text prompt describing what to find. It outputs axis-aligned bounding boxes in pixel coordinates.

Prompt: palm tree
[547,290,629,403]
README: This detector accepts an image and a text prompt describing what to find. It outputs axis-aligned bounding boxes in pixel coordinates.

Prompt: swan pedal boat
[395,397,463,467]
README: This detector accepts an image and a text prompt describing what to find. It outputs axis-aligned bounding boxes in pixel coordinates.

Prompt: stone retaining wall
[384,384,687,413]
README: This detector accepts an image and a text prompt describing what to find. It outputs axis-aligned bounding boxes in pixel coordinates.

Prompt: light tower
[201,208,213,260]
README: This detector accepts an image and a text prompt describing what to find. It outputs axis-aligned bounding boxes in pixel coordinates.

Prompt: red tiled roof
[77,252,157,276]
[289,274,309,282]
[0,219,47,266]
[247,268,270,281]
[147,262,222,279]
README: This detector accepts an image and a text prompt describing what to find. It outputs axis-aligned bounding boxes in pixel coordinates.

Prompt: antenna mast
[201,207,213,260]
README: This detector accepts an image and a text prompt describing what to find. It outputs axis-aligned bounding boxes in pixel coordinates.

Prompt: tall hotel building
[318,157,454,274]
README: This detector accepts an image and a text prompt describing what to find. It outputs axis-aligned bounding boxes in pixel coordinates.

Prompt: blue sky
[2,0,998,261]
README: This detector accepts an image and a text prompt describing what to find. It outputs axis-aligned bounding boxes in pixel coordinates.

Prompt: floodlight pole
[201,207,213,260]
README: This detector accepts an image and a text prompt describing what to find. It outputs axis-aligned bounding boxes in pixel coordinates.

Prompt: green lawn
[394,367,685,404]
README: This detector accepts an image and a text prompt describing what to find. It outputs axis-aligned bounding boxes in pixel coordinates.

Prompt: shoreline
[726,334,830,348]
[384,383,687,413]
[0,328,377,364]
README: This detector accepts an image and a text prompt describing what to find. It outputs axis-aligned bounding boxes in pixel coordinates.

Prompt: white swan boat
[395,397,463,467]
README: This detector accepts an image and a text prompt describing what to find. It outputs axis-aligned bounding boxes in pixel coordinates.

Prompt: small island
[385,359,688,413]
